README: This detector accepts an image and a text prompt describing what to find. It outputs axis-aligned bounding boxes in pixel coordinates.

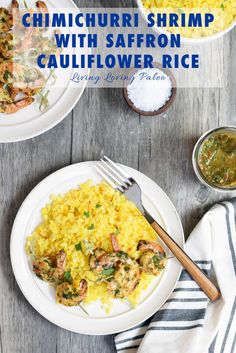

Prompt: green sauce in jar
[198,131,236,188]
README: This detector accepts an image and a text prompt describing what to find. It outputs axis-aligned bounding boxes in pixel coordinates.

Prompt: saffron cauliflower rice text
[26,181,165,311]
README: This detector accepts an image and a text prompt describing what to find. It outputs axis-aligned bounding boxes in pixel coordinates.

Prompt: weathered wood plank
[0,118,73,353]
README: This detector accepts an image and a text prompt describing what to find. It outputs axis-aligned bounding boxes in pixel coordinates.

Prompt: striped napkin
[115,199,236,353]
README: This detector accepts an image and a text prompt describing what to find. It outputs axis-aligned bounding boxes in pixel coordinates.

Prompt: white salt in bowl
[123,63,177,116]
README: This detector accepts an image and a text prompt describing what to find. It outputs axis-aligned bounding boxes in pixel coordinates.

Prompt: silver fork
[95,156,221,302]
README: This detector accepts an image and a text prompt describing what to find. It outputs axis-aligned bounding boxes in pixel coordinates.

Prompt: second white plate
[0,0,89,142]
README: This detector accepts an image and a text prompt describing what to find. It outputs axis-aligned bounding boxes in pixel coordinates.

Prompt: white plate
[0,0,89,143]
[136,0,236,44]
[10,162,184,335]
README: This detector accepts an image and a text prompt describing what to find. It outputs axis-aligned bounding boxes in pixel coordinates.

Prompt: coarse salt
[127,68,172,112]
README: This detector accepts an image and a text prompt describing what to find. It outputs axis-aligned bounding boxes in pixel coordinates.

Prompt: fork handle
[151,221,221,302]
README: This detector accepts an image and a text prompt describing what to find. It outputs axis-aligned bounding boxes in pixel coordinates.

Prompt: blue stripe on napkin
[151,308,206,322]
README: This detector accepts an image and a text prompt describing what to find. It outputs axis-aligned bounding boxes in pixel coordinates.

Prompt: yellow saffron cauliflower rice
[26,181,162,311]
[141,0,236,38]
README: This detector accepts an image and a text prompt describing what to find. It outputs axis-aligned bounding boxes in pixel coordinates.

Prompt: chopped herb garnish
[95,203,102,208]
[3,70,10,82]
[153,255,164,270]
[101,268,115,276]
[64,271,72,283]
[63,291,73,299]
[220,3,225,10]
[84,211,90,218]
[75,242,82,251]
[153,255,159,266]
[116,251,128,258]
[88,224,94,230]
[114,228,119,236]
[115,289,120,295]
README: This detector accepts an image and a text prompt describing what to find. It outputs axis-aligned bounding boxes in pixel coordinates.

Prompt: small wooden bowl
[123,63,177,117]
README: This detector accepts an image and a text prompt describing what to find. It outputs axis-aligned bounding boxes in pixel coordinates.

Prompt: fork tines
[95,156,134,193]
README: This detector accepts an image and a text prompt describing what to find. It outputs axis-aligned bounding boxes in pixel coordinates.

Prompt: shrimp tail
[79,279,88,297]
[12,0,19,9]
[110,233,120,252]
[56,250,66,271]
[36,1,48,13]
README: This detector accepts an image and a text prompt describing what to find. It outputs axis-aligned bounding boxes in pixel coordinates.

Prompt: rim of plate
[10,162,185,335]
[136,0,236,44]
[0,0,90,143]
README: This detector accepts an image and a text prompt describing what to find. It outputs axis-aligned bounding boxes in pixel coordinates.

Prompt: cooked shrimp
[107,260,141,298]
[0,61,46,93]
[90,235,141,298]
[33,250,66,282]
[0,82,34,114]
[138,240,166,276]
[0,96,34,114]
[89,248,119,274]
[90,233,129,275]
[56,279,88,306]
[0,8,13,33]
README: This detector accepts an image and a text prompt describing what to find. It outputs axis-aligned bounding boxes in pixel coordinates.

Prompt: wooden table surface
[0,0,235,352]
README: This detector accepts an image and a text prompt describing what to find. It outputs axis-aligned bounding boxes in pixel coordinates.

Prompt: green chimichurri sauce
[198,131,236,188]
